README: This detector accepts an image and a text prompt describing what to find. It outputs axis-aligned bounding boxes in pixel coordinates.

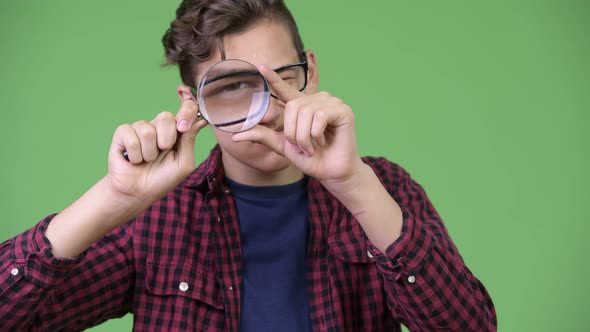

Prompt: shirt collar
[182,144,226,191]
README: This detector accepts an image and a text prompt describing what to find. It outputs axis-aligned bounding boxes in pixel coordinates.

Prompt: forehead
[195,20,299,82]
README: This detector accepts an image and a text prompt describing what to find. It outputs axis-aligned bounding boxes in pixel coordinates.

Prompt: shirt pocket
[327,234,389,330]
[328,231,376,265]
[145,260,223,310]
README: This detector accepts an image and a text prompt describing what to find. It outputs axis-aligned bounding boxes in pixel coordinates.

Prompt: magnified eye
[220,81,249,93]
[197,59,271,133]
[205,78,259,98]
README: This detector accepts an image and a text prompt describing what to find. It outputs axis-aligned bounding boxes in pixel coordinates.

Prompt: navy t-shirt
[225,177,312,332]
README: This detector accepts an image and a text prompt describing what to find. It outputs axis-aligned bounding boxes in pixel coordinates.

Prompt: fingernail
[178,120,189,131]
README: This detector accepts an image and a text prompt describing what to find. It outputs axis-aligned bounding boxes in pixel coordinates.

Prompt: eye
[277,67,296,78]
[208,79,259,97]
[221,81,247,92]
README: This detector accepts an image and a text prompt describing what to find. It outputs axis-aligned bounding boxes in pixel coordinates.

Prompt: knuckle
[126,139,140,151]
[159,135,176,150]
[298,106,312,117]
[137,124,156,139]
[313,111,326,125]
[179,101,198,114]
[115,123,131,134]
[346,107,355,118]
[133,120,148,127]
[329,96,343,105]
[156,111,175,121]
[286,99,301,110]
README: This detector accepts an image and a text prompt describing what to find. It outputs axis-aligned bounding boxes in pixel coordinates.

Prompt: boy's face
[181,19,319,184]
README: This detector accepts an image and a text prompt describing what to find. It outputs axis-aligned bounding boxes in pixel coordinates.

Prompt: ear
[304,50,320,93]
[177,85,196,103]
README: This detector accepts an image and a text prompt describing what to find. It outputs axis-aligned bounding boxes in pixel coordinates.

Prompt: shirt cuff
[367,209,434,281]
[11,214,86,288]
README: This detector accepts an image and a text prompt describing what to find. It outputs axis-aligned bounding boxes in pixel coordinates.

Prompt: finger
[259,65,305,103]
[231,125,285,157]
[111,124,142,164]
[151,112,177,151]
[310,111,328,147]
[177,117,208,167]
[295,104,316,156]
[283,101,298,146]
[132,121,159,162]
[176,99,201,132]
[283,91,329,146]
[300,93,353,129]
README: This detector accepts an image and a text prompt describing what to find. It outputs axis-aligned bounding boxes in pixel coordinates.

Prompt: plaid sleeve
[0,214,134,330]
[364,157,497,331]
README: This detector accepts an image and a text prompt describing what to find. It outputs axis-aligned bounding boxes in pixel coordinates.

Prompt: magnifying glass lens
[197,60,270,132]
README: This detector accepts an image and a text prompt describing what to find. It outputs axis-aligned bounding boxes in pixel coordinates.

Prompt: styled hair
[162,0,305,87]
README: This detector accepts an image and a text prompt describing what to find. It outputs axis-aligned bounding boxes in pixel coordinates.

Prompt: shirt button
[407,275,416,284]
[224,189,231,195]
[179,282,189,292]
[228,285,234,291]
[217,216,221,223]
[10,268,19,276]
[366,250,374,259]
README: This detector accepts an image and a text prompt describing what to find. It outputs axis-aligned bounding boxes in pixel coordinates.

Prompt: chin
[222,141,294,174]
[245,147,293,173]
[253,156,293,173]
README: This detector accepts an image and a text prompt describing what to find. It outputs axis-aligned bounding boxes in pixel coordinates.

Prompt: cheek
[211,130,255,157]
[264,101,285,120]
[305,81,318,94]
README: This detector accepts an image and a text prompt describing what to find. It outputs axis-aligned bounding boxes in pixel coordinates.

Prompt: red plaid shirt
[0,146,496,331]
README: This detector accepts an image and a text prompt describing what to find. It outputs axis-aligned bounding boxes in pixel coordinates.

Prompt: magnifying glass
[193,59,271,133]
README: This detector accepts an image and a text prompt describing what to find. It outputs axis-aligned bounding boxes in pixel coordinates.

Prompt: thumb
[232,125,285,157]
[177,118,208,166]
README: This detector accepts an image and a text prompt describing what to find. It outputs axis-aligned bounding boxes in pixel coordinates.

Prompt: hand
[107,99,207,204]
[232,65,365,188]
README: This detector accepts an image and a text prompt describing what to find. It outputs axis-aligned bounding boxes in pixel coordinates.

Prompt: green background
[0,0,587,331]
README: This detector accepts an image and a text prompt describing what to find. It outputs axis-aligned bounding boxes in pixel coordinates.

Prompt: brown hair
[162,0,305,87]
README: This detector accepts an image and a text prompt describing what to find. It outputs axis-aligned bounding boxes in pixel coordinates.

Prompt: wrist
[99,176,152,220]
[321,159,375,215]
[322,160,404,251]
[45,177,148,258]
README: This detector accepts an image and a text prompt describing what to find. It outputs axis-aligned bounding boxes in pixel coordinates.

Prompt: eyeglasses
[190,55,308,133]
[270,57,309,97]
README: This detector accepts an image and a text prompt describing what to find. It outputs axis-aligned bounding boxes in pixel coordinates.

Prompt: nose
[258,95,284,128]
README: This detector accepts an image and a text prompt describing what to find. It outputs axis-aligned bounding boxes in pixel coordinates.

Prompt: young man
[0,0,496,331]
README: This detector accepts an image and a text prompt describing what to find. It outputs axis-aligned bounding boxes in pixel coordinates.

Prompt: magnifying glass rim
[194,58,271,133]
